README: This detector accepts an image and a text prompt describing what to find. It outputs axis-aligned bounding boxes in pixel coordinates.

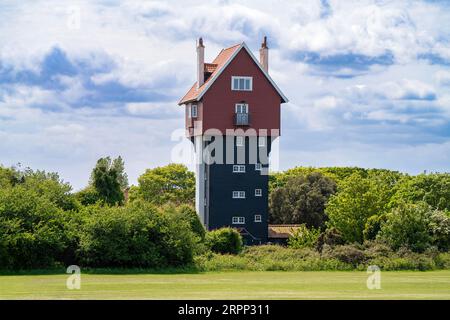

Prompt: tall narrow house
[179,37,288,244]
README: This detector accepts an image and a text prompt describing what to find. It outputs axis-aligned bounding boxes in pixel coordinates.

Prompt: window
[236,136,244,147]
[232,217,245,224]
[255,189,262,197]
[255,163,262,171]
[233,165,246,173]
[191,104,198,118]
[232,191,246,199]
[254,215,262,223]
[235,103,248,114]
[258,137,266,147]
[232,76,253,91]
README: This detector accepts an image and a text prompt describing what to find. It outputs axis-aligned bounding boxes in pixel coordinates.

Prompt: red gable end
[178,42,287,105]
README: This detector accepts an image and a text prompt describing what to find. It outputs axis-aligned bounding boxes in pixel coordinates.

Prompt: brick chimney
[197,37,205,88]
[259,36,269,73]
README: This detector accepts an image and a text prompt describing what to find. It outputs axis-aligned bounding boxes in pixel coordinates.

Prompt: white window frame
[232,216,245,224]
[235,103,248,114]
[187,105,191,118]
[255,163,262,171]
[236,136,244,147]
[231,76,253,91]
[232,191,246,199]
[233,165,246,173]
[254,215,262,223]
[191,104,198,118]
[258,136,266,147]
[255,189,262,197]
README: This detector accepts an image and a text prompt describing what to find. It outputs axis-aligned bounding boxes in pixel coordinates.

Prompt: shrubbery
[77,201,197,267]
[287,224,320,249]
[206,228,243,254]
[0,186,71,268]
[1,163,450,271]
[378,202,433,252]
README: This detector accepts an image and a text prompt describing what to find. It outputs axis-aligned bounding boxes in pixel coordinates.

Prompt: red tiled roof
[178,43,241,105]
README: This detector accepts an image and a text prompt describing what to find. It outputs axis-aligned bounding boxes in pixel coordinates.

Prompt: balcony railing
[234,113,250,126]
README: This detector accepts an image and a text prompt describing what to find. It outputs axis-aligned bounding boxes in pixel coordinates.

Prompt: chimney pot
[259,36,269,73]
[197,37,205,88]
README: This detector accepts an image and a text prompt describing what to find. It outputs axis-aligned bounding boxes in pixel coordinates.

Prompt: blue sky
[1,0,450,190]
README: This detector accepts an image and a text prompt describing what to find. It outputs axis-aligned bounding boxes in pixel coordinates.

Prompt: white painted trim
[231,76,253,91]
[232,216,245,224]
[191,104,198,118]
[192,42,288,104]
[235,103,249,113]
[232,190,246,199]
[254,215,262,222]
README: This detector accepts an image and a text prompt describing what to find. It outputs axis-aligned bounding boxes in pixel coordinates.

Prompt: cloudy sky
[1,0,449,190]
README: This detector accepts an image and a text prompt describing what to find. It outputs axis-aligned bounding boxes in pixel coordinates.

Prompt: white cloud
[435,70,450,86]
[1,0,450,189]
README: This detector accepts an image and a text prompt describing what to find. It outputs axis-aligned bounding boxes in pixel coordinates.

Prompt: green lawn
[1,271,449,300]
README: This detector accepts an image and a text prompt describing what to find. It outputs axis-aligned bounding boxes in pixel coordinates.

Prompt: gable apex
[178,41,288,105]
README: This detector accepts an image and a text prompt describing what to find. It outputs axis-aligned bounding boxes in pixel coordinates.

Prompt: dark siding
[205,136,272,243]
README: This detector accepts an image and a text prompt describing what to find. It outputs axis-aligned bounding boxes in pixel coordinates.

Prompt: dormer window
[232,76,252,91]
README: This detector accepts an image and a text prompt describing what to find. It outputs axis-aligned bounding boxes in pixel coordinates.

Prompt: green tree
[132,163,195,205]
[428,210,450,251]
[269,172,336,228]
[363,214,387,241]
[75,186,101,206]
[90,157,126,205]
[0,186,71,268]
[0,166,20,188]
[378,202,433,252]
[287,224,320,249]
[77,201,197,267]
[392,173,450,211]
[326,171,400,243]
[112,156,129,189]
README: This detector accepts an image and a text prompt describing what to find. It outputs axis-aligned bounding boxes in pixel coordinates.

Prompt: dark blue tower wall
[204,136,273,244]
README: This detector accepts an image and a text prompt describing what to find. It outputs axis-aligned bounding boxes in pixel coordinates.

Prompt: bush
[379,202,432,252]
[322,244,366,266]
[0,186,72,268]
[195,245,353,272]
[288,224,320,249]
[363,214,387,241]
[363,240,395,259]
[429,210,450,251]
[175,205,205,240]
[205,228,243,255]
[77,201,197,267]
[315,227,345,252]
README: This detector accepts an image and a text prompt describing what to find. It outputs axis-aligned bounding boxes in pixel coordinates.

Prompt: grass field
[1,271,449,300]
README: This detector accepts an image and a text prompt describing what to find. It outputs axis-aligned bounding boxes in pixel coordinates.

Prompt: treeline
[269,167,450,253]
[1,161,449,270]
[0,160,239,269]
